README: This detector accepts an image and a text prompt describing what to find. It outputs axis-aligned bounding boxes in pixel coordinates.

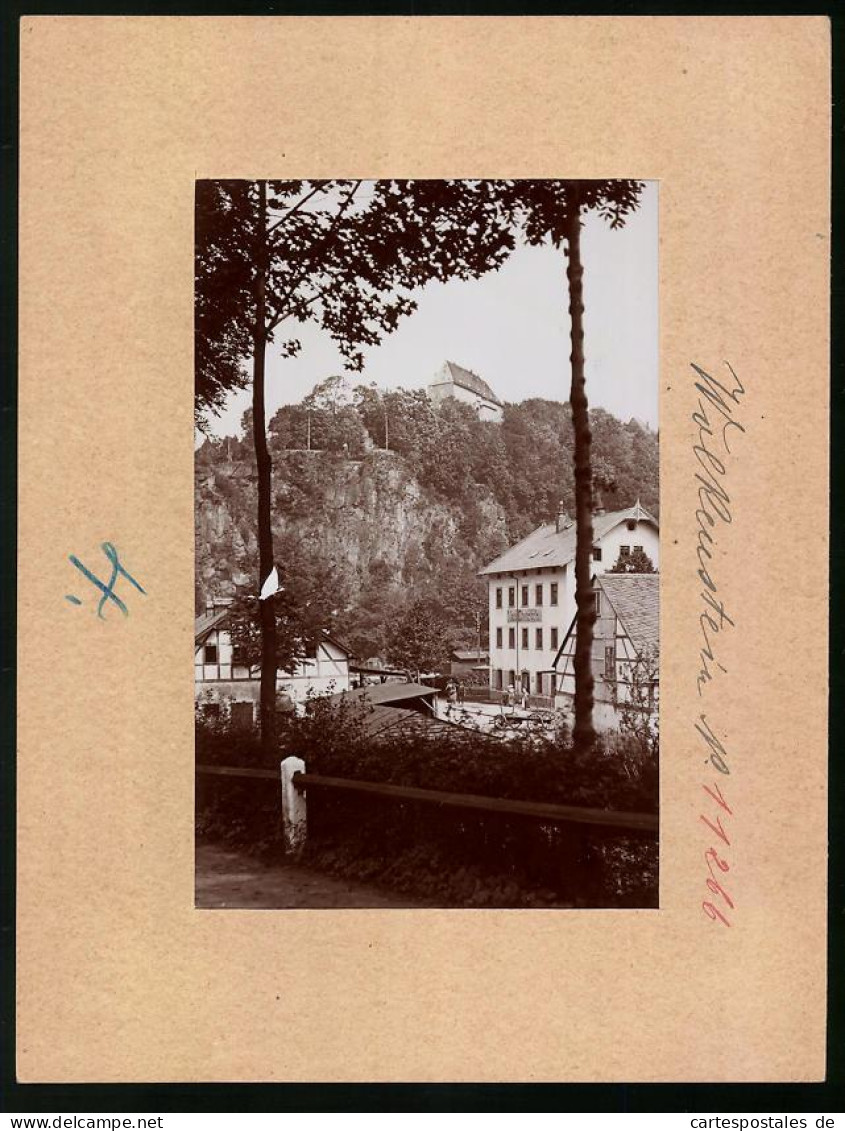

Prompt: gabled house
[427,360,504,423]
[552,572,659,732]
[195,597,353,726]
[478,500,659,699]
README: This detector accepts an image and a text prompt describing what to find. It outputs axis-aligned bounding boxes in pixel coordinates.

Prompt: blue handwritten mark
[68,542,146,619]
[65,594,83,605]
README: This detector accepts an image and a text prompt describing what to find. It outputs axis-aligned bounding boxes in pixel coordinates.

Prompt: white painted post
[280,755,307,853]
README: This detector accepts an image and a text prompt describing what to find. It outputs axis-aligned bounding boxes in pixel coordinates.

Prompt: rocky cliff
[195,449,510,611]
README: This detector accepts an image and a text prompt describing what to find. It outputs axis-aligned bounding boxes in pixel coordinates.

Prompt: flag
[259,566,282,601]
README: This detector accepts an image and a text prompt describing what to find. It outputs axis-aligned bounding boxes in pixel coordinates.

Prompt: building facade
[427,360,504,423]
[195,597,352,724]
[478,502,659,699]
[553,572,659,733]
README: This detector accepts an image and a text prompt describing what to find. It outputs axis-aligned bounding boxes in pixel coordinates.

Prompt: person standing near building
[445,679,458,716]
[457,680,466,706]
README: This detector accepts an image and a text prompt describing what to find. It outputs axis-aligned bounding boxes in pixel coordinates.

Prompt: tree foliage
[609,546,656,574]
[225,535,349,675]
[384,597,453,672]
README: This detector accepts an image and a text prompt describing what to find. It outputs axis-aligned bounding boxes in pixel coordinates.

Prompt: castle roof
[478,501,658,576]
[434,361,503,407]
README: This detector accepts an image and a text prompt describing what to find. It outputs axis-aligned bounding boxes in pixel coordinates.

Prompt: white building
[478,501,659,700]
[195,597,353,725]
[553,572,659,733]
[427,360,504,423]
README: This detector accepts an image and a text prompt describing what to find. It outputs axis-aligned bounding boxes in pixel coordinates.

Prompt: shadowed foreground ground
[195,840,430,909]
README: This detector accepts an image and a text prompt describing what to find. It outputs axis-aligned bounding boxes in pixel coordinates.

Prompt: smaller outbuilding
[449,648,489,682]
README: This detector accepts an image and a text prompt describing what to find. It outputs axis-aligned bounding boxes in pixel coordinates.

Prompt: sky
[201,181,658,439]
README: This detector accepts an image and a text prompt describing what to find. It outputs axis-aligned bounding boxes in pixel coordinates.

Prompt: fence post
[280,755,307,852]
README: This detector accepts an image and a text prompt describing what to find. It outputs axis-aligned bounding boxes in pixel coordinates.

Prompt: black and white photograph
[194,178,659,910]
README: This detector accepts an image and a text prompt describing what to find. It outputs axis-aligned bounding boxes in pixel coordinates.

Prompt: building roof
[478,501,658,577]
[194,607,230,646]
[451,649,490,662]
[551,572,659,668]
[328,682,437,708]
[434,361,503,407]
[359,704,462,741]
[597,573,660,654]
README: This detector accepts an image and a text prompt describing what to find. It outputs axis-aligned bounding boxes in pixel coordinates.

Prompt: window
[591,591,602,617]
[550,627,559,651]
[619,545,631,557]
[496,587,503,609]
[550,583,558,606]
[508,627,516,649]
[521,585,529,607]
[496,627,503,648]
[204,644,218,664]
[508,586,516,608]
[495,669,503,690]
[522,627,529,650]
[535,627,543,650]
[592,546,602,562]
[536,671,543,695]
[201,702,220,719]
[604,645,616,681]
[634,544,643,552]
[535,583,543,605]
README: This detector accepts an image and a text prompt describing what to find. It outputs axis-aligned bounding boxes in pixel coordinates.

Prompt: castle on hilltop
[426,361,504,423]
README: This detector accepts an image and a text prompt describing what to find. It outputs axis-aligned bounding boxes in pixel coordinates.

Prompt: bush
[284,693,657,814]
[195,694,659,905]
[286,695,658,907]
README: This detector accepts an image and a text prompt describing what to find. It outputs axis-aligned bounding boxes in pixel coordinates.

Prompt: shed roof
[478,501,658,577]
[328,681,437,708]
[359,704,460,741]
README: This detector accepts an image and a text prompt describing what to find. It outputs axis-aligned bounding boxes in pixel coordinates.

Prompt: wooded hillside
[196,381,658,666]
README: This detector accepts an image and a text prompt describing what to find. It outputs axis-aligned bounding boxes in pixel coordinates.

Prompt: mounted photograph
[194,179,659,910]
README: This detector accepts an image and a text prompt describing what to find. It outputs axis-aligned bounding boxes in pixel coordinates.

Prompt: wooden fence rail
[292,772,656,835]
[196,763,656,837]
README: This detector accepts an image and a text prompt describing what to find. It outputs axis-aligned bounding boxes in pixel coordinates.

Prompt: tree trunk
[252,179,278,755]
[565,194,597,749]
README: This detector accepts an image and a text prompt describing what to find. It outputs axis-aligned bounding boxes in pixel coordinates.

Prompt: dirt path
[195,840,427,909]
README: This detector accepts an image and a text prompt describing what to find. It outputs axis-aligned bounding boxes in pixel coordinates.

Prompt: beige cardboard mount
[18,16,829,1082]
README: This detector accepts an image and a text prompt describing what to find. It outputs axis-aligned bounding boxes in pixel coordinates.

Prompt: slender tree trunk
[565,193,597,749]
[252,179,278,754]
